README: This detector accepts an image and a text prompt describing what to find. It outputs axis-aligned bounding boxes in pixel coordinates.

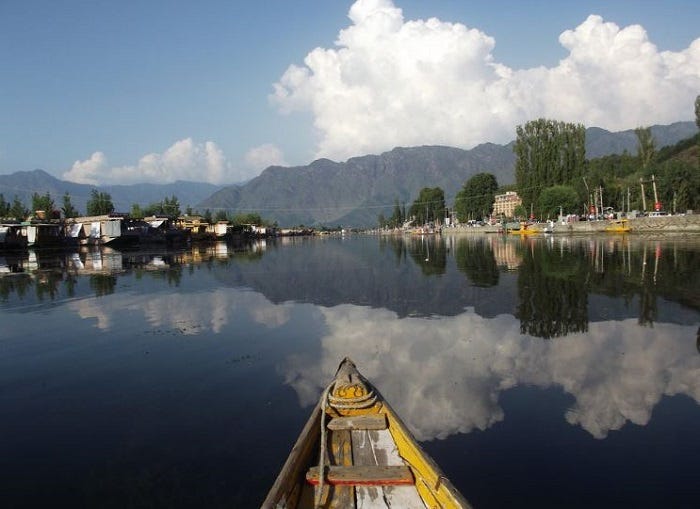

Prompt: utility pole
[651,174,659,210]
[640,178,647,212]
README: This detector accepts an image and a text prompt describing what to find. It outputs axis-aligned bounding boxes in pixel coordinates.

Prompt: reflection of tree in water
[64,274,77,298]
[517,240,589,339]
[0,274,33,301]
[406,235,447,276]
[35,271,63,301]
[588,240,700,327]
[90,275,117,297]
[379,235,407,265]
[454,237,499,287]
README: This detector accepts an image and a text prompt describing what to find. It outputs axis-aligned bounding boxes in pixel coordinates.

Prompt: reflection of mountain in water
[2,236,698,332]
[216,236,519,319]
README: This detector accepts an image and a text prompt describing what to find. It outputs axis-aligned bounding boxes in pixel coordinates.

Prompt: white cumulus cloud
[271,0,700,161]
[244,143,288,173]
[63,139,240,185]
[63,151,109,185]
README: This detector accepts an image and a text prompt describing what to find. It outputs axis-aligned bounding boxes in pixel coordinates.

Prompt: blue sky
[1,0,699,185]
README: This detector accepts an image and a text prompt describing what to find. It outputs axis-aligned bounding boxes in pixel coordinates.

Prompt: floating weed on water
[226,353,262,366]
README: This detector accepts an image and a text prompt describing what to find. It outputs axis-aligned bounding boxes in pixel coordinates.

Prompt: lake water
[1,234,699,508]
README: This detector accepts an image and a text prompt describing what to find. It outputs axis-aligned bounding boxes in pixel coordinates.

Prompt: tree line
[0,188,278,228]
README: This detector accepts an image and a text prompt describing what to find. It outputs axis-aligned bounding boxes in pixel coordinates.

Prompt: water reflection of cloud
[67,288,290,334]
[68,297,114,330]
[281,305,700,441]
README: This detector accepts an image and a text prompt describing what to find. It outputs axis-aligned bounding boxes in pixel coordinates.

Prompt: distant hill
[0,169,221,216]
[585,121,698,158]
[202,143,516,227]
[200,121,698,227]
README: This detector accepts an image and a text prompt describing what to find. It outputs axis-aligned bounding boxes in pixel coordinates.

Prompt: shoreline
[438,214,700,235]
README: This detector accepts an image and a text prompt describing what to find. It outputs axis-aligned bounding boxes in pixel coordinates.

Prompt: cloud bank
[271,0,700,161]
[63,139,287,186]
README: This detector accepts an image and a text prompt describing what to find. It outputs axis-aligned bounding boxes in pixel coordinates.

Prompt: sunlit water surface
[1,234,699,508]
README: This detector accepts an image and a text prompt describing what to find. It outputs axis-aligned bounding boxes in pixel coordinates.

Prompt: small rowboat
[262,358,472,508]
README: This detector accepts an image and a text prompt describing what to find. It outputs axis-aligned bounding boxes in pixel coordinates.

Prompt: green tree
[409,187,445,225]
[162,195,181,217]
[656,160,700,212]
[387,199,405,228]
[454,172,498,222]
[514,118,586,212]
[31,192,55,214]
[513,204,527,219]
[635,126,655,172]
[61,192,79,218]
[130,203,144,218]
[86,189,115,216]
[537,185,580,219]
[203,209,213,224]
[0,194,9,217]
[9,196,29,220]
[695,95,700,168]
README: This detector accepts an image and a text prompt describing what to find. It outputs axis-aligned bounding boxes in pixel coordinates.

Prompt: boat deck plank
[352,428,426,508]
[330,429,355,508]
[306,465,413,485]
[328,414,387,431]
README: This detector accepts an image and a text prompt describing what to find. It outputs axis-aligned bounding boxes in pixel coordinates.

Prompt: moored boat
[604,219,630,233]
[262,358,471,508]
[508,221,539,235]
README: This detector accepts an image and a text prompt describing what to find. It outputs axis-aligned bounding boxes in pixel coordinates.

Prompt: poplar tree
[31,192,55,214]
[695,95,700,168]
[514,119,586,212]
[86,189,115,216]
[635,126,655,172]
[0,194,10,217]
[62,192,79,218]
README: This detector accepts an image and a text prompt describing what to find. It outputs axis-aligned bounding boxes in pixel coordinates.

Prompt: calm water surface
[1,234,699,508]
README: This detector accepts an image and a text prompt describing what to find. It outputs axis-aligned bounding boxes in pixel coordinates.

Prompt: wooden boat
[604,219,630,233]
[262,358,471,508]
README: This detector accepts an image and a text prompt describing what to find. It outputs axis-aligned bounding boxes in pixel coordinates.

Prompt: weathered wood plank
[328,414,387,431]
[356,485,427,509]
[352,429,403,467]
[352,429,426,508]
[306,465,414,486]
[330,429,355,508]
